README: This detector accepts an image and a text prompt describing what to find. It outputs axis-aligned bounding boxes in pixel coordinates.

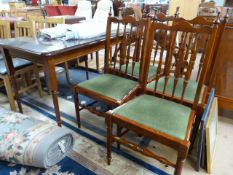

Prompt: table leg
[44,60,62,127]
[1,48,23,113]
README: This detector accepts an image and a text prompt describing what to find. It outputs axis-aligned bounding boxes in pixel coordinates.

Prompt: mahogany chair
[72,16,150,128]
[106,20,220,175]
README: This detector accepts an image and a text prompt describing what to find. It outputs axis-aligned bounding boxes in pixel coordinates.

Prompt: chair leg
[117,125,122,149]
[73,90,81,128]
[84,58,89,80]
[64,62,72,85]
[106,114,112,165]
[174,148,188,175]
[90,52,93,60]
[95,51,99,71]
[33,64,43,98]
[24,71,32,86]
[3,76,16,111]
[43,66,51,95]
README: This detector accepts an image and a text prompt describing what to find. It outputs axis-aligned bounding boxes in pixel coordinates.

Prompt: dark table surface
[0,35,106,57]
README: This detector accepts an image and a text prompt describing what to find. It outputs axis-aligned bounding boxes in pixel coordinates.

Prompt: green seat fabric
[147,76,205,103]
[113,94,191,140]
[78,74,138,102]
[118,62,157,80]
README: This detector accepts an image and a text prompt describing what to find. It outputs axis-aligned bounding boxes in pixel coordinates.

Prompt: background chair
[72,16,150,128]
[27,15,44,35]
[14,20,36,38]
[44,5,60,17]
[106,19,221,175]
[0,20,43,111]
[58,5,77,16]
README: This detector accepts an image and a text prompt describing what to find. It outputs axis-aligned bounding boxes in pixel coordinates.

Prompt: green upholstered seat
[112,94,191,140]
[118,62,157,80]
[78,74,138,102]
[146,76,205,103]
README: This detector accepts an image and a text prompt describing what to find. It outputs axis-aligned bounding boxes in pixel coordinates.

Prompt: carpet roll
[0,107,74,168]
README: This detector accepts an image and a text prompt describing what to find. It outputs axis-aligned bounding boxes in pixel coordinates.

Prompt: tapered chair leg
[73,90,81,128]
[174,148,188,175]
[84,58,89,80]
[33,64,43,98]
[106,115,112,165]
[117,125,122,149]
[64,62,72,85]
[43,67,51,95]
[3,76,16,111]
[95,51,99,72]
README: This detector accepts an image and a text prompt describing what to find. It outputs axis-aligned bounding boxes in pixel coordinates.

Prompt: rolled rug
[0,107,74,168]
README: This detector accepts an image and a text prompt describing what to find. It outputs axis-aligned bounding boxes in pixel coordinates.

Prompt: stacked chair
[72,16,150,128]
[105,14,227,175]
[0,19,43,111]
[71,10,227,175]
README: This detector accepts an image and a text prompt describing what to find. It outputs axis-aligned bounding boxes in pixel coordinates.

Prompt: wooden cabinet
[211,25,233,111]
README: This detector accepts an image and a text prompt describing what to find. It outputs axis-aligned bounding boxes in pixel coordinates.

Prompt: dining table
[0,35,112,126]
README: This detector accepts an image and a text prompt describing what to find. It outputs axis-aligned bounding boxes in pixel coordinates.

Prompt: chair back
[75,0,92,20]
[14,20,36,38]
[44,17,65,28]
[173,16,219,81]
[143,20,222,109]
[104,16,150,82]
[44,5,61,17]
[27,15,44,34]
[0,20,11,39]
[93,0,114,21]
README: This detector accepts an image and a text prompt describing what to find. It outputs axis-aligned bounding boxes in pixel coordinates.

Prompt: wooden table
[0,36,108,126]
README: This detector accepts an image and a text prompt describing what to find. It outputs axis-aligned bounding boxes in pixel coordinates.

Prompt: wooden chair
[106,20,221,175]
[14,20,36,38]
[123,8,179,83]
[72,16,150,128]
[44,16,65,28]
[14,20,43,96]
[0,20,42,111]
[27,15,44,35]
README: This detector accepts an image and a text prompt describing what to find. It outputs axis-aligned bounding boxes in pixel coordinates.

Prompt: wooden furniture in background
[210,23,233,111]
[14,20,36,38]
[44,16,65,28]
[0,19,42,111]
[14,20,43,98]
[106,19,221,175]
[27,15,44,34]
